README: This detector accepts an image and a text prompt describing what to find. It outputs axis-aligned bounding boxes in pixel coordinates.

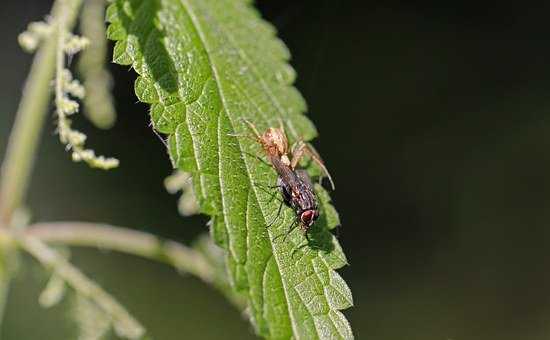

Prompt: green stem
[15,231,145,339]
[27,222,216,284]
[0,0,82,225]
[0,232,15,326]
[26,222,247,309]
[0,0,84,332]
[79,0,117,129]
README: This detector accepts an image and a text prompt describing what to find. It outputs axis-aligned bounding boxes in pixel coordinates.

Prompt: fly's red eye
[301,210,317,226]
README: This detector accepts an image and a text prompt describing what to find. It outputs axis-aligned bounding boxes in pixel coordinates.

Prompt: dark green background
[1,1,550,339]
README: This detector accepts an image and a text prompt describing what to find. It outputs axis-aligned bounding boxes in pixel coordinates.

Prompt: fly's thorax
[290,181,317,213]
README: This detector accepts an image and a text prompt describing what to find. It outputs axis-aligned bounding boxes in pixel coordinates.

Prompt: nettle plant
[0,0,353,339]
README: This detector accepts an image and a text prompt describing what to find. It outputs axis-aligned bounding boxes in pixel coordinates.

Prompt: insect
[242,119,334,235]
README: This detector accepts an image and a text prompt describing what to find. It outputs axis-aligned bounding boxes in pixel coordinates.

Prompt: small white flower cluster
[56,109,119,169]
[57,66,119,169]
[19,15,119,170]
[18,19,90,55]
[18,19,53,52]
[56,71,119,170]
[61,69,85,99]
[64,33,90,55]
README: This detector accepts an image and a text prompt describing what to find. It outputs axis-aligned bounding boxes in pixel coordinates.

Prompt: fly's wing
[277,176,292,206]
[295,169,318,211]
[295,169,314,189]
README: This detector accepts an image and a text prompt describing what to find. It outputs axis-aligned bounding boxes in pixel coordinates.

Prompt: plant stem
[0,0,82,226]
[0,0,83,331]
[79,0,117,129]
[0,232,15,325]
[15,231,145,339]
[27,222,247,310]
[27,222,216,284]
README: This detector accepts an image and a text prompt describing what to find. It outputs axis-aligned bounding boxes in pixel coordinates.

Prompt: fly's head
[300,208,319,230]
[289,181,319,231]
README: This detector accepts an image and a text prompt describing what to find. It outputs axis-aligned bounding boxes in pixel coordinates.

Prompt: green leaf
[107,0,353,338]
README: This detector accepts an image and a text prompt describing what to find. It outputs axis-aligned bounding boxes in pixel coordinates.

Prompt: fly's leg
[267,199,284,228]
[291,141,335,190]
[273,218,299,242]
[266,176,290,227]
[283,218,301,242]
[290,227,315,259]
[251,181,283,204]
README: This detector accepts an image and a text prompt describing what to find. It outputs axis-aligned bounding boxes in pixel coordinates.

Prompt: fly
[242,119,334,235]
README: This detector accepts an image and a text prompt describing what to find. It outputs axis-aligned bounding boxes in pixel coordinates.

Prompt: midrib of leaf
[107,0,353,339]
[179,1,302,336]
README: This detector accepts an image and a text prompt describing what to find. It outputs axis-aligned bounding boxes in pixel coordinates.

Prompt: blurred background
[2,0,550,339]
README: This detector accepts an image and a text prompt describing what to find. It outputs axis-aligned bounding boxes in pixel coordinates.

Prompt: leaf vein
[176,0,299,335]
